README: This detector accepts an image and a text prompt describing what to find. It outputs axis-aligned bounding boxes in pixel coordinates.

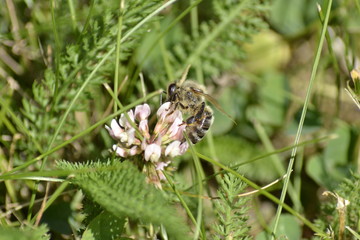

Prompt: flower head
[106,102,189,187]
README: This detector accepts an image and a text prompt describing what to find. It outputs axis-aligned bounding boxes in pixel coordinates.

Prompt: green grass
[0,0,359,239]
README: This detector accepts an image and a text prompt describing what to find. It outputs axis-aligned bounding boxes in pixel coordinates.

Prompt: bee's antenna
[179,65,191,85]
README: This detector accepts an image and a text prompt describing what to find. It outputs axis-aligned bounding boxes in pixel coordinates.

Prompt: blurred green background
[0,0,359,239]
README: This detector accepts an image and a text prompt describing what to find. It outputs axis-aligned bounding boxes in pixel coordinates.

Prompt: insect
[166,66,233,144]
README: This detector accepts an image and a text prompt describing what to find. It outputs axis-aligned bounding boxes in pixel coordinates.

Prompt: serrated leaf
[0,225,49,240]
[59,160,191,240]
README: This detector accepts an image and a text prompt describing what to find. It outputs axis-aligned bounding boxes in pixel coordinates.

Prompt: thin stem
[271,0,333,238]
[50,0,61,112]
[114,0,125,113]
[163,171,197,227]
[186,135,205,240]
[67,0,77,31]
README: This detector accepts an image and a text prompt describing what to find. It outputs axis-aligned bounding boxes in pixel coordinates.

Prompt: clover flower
[105,102,189,187]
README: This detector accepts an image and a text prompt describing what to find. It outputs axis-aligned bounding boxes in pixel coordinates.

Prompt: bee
[166,66,233,144]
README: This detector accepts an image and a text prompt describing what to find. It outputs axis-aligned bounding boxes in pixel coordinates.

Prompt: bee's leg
[179,102,189,110]
[194,102,206,120]
[166,102,189,119]
[185,116,196,125]
[182,102,206,127]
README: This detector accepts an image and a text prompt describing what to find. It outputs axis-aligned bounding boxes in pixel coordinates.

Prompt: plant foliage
[0,225,49,240]
[17,0,164,163]
[82,210,126,240]
[57,159,191,240]
[149,0,269,82]
[6,0,356,239]
[313,174,360,239]
[212,170,251,239]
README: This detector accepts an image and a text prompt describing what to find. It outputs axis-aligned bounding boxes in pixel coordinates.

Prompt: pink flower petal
[111,119,123,138]
[112,145,127,157]
[127,128,136,146]
[119,113,126,128]
[157,102,171,120]
[165,140,181,157]
[171,124,186,141]
[135,104,151,121]
[144,143,162,162]
[139,119,150,139]
[119,132,128,143]
[119,110,135,129]
[179,141,189,154]
[141,138,148,151]
[105,125,114,138]
[156,161,170,171]
[129,146,140,156]
[105,119,124,139]
[168,117,184,138]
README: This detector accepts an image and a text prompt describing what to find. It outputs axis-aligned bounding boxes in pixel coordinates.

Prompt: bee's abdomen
[187,109,213,144]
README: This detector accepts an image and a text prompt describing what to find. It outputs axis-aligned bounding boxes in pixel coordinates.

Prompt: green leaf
[243,30,291,74]
[58,160,191,240]
[306,122,352,189]
[256,214,301,240]
[40,201,73,235]
[212,87,242,135]
[247,71,287,129]
[82,211,126,240]
[198,135,278,182]
[270,0,321,36]
[0,225,49,240]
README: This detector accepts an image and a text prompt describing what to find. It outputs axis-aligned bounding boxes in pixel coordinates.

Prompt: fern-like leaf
[212,171,251,240]
[58,159,191,240]
[17,0,164,164]
[150,0,268,82]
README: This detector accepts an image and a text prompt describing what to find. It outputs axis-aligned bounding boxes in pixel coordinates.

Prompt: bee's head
[167,83,177,101]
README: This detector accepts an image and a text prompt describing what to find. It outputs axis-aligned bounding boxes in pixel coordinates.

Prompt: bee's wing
[191,88,236,124]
